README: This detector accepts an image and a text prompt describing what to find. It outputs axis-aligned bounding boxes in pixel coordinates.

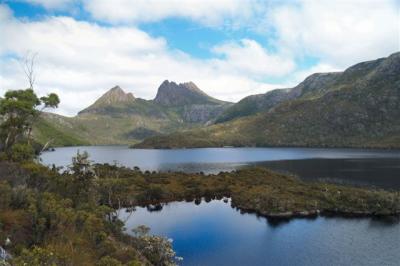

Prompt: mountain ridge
[34,52,400,148]
[34,80,232,145]
[215,71,343,124]
[134,52,400,149]
[154,80,227,106]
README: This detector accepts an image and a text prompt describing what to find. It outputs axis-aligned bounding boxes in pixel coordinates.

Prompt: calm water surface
[41,146,400,189]
[120,200,400,266]
[41,146,400,265]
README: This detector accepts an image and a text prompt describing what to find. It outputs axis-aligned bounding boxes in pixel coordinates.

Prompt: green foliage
[215,96,260,123]
[96,256,123,266]
[0,88,59,160]
[10,143,35,162]
[40,93,60,109]
[0,155,165,265]
[0,181,12,209]
[12,246,68,266]
[69,151,98,206]
[98,178,130,208]
[0,89,40,152]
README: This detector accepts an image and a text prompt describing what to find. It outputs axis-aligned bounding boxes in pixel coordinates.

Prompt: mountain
[154,80,223,106]
[134,52,400,149]
[214,88,293,123]
[154,80,232,123]
[215,72,342,123]
[79,86,135,114]
[34,81,232,146]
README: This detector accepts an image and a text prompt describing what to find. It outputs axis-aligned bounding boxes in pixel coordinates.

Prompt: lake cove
[120,199,400,266]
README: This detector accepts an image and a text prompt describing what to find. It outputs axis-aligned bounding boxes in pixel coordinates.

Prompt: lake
[119,199,400,266]
[42,146,400,265]
[41,146,400,189]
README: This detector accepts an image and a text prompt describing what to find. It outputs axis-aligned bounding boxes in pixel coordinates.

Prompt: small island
[94,163,400,219]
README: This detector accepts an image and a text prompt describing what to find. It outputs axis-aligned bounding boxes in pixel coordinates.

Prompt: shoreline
[42,142,400,151]
[126,198,400,222]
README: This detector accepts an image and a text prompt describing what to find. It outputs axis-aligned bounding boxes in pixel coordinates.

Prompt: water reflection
[120,200,400,266]
[41,146,400,189]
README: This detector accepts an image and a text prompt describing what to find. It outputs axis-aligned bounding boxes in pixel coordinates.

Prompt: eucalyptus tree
[0,89,59,159]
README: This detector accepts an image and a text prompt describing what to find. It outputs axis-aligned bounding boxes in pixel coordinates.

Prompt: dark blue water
[41,146,400,189]
[120,200,400,266]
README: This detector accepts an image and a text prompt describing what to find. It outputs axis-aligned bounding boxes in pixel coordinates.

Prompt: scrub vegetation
[1,156,400,265]
[0,88,179,265]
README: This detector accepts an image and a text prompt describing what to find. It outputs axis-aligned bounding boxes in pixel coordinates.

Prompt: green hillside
[33,81,231,146]
[134,52,400,149]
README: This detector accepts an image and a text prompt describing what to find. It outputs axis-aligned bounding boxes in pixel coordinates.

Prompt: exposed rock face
[182,104,229,123]
[153,80,232,123]
[154,80,223,106]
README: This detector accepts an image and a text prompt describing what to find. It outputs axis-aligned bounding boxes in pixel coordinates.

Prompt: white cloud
[20,0,77,10]
[212,39,295,78]
[0,3,12,20]
[268,0,400,67]
[82,0,258,26]
[0,5,289,116]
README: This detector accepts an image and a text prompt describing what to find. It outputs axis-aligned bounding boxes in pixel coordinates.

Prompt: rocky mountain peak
[154,80,220,106]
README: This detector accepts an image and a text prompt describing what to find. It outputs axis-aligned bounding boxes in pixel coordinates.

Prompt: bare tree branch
[40,138,54,154]
[20,51,38,90]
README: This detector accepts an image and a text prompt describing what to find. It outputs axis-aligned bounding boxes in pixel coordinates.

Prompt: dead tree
[20,51,38,90]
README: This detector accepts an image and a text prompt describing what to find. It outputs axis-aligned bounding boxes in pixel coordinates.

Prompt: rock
[154,80,220,106]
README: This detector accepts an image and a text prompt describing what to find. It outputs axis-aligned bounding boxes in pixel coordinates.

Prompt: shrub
[10,143,34,162]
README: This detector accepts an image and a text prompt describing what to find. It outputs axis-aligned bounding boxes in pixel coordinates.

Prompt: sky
[0,0,399,116]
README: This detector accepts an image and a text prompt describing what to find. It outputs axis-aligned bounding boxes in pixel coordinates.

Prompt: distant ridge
[215,72,342,123]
